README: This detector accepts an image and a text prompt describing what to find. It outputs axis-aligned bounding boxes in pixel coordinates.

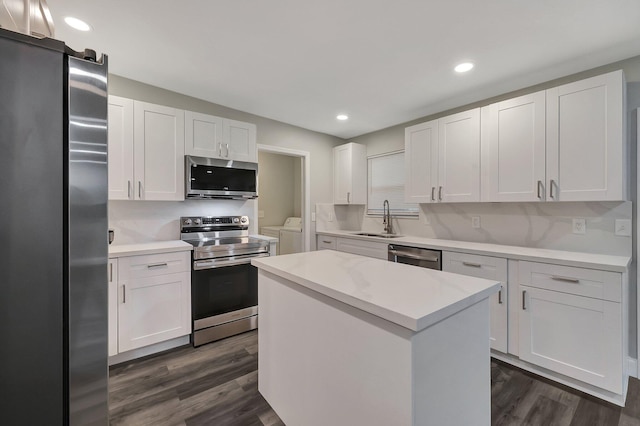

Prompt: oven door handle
[194,253,269,270]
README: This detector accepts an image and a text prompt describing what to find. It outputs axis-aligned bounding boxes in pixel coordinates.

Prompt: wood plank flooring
[109,330,640,425]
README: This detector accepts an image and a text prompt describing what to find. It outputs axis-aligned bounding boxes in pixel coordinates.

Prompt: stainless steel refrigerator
[0,28,109,425]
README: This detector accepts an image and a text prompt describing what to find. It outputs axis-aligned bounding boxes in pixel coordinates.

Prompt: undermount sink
[355,232,403,238]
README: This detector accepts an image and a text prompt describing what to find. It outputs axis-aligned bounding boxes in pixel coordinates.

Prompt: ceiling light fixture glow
[336,114,349,121]
[64,16,91,31]
[454,62,474,73]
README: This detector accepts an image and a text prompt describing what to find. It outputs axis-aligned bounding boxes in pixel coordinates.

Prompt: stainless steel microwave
[185,155,258,200]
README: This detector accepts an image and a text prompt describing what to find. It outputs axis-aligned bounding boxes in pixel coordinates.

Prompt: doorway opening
[256,145,311,254]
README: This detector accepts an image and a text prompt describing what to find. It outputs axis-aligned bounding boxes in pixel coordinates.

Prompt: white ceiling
[47,0,640,139]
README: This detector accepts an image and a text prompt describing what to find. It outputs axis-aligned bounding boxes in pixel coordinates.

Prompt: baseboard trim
[108,335,190,366]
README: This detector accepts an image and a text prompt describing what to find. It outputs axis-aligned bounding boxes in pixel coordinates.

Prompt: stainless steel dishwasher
[388,245,442,270]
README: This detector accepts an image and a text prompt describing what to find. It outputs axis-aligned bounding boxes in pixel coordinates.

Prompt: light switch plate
[572,218,586,234]
[311,212,316,222]
[615,219,631,237]
[258,210,265,218]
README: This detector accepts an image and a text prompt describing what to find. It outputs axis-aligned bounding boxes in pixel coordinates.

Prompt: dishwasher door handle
[388,250,439,263]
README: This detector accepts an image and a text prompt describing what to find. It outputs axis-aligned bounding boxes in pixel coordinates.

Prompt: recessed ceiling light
[336,114,349,121]
[454,62,474,73]
[64,17,91,32]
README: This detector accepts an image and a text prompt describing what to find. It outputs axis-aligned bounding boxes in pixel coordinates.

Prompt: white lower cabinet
[316,235,337,250]
[442,252,508,353]
[518,261,624,394]
[108,258,119,357]
[110,251,191,354]
[336,237,388,260]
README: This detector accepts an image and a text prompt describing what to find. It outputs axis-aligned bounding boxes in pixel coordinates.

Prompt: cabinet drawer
[317,235,337,250]
[336,238,388,260]
[442,251,507,282]
[118,251,190,279]
[518,261,621,302]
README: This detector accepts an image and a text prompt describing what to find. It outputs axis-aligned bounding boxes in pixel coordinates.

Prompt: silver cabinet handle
[537,180,543,199]
[347,192,350,203]
[219,143,223,157]
[549,179,556,199]
[438,186,443,201]
[322,240,332,244]
[462,261,482,268]
[522,290,527,310]
[147,262,168,269]
[109,263,113,282]
[431,187,435,201]
[225,143,230,157]
[551,275,579,283]
[127,180,131,199]
[122,284,126,304]
[138,181,142,199]
[388,250,439,262]
[498,286,503,304]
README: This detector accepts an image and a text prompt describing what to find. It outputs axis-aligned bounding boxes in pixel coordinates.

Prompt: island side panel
[412,299,491,425]
[258,269,414,426]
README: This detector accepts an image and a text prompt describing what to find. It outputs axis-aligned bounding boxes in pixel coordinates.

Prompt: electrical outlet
[311,212,316,222]
[258,210,265,218]
[328,213,334,222]
[423,215,431,225]
[572,218,586,235]
[615,219,631,237]
[471,216,480,229]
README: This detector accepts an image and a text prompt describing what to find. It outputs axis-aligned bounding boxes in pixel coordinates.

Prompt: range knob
[183,218,192,226]
[233,217,240,223]
[194,218,202,225]
[240,217,248,224]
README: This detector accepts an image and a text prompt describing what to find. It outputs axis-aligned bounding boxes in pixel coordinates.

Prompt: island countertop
[252,250,500,332]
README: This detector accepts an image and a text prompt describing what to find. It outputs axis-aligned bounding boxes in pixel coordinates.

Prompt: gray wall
[258,151,300,230]
[108,74,342,245]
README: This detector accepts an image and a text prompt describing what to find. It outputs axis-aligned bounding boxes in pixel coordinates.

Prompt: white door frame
[257,144,311,252]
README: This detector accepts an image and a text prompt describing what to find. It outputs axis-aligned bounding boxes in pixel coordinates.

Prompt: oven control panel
[180,215,249,231]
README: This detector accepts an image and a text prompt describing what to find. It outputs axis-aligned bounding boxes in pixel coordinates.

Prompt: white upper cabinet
[134,101,185,201]
[546,70,626,201]
[184,112,257,162]
[405,120,438,203]
[438,109,481,202]
[333,143,367,204]
[108,96,134,200]
[184,111,224,158]
[404,110,480,203]
[224,119,257,162]
[481,91,546,202]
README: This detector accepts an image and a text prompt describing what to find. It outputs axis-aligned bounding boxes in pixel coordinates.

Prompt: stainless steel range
[181,215,270,346]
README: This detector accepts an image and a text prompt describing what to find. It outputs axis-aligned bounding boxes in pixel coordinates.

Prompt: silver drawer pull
[551,275,579,283]
[147,262,168,269]
[462,261,482,268]
[323,240,333,244]
[498,286,503,304]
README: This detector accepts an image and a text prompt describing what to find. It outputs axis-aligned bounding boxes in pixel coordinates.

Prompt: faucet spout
[382,199,393,235]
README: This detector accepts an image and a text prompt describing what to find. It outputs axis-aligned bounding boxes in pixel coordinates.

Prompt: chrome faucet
[382,199,393,235]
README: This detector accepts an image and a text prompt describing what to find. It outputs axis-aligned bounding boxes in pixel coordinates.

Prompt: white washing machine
[261,217,302,255]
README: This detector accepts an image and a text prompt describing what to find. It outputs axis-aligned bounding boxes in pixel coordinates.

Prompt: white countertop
[252,250,500,332]
[108,240,193,258]
[317,230,630,272]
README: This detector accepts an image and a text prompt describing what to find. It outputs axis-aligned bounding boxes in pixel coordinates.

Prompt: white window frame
[367,150,418,217]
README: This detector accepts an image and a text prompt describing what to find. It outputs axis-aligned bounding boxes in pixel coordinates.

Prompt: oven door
[192,261,258,330]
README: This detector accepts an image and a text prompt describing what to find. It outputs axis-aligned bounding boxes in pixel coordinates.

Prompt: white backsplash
[316,201,632,256]
[109,199,256,245]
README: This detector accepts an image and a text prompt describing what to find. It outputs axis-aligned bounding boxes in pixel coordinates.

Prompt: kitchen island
[252,250,500,426]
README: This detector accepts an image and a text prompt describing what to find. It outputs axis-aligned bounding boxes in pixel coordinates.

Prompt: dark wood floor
[109,330,640,426]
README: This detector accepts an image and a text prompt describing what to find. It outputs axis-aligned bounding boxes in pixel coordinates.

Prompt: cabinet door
[336,238,387,260]
[405,120,438,203]
[438,109,481,202]
[185,111,223,158]
[482,92,546,202]
[224,119,257,162]
[519,285,622,393]
[134,101,185,200]
[442,252,508,352]
[317,235,337,250]
[118,271,191,352]
[108,96,134,200]
[333,143,366,204]
[546,70,625,201]
[108,259,118,356]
